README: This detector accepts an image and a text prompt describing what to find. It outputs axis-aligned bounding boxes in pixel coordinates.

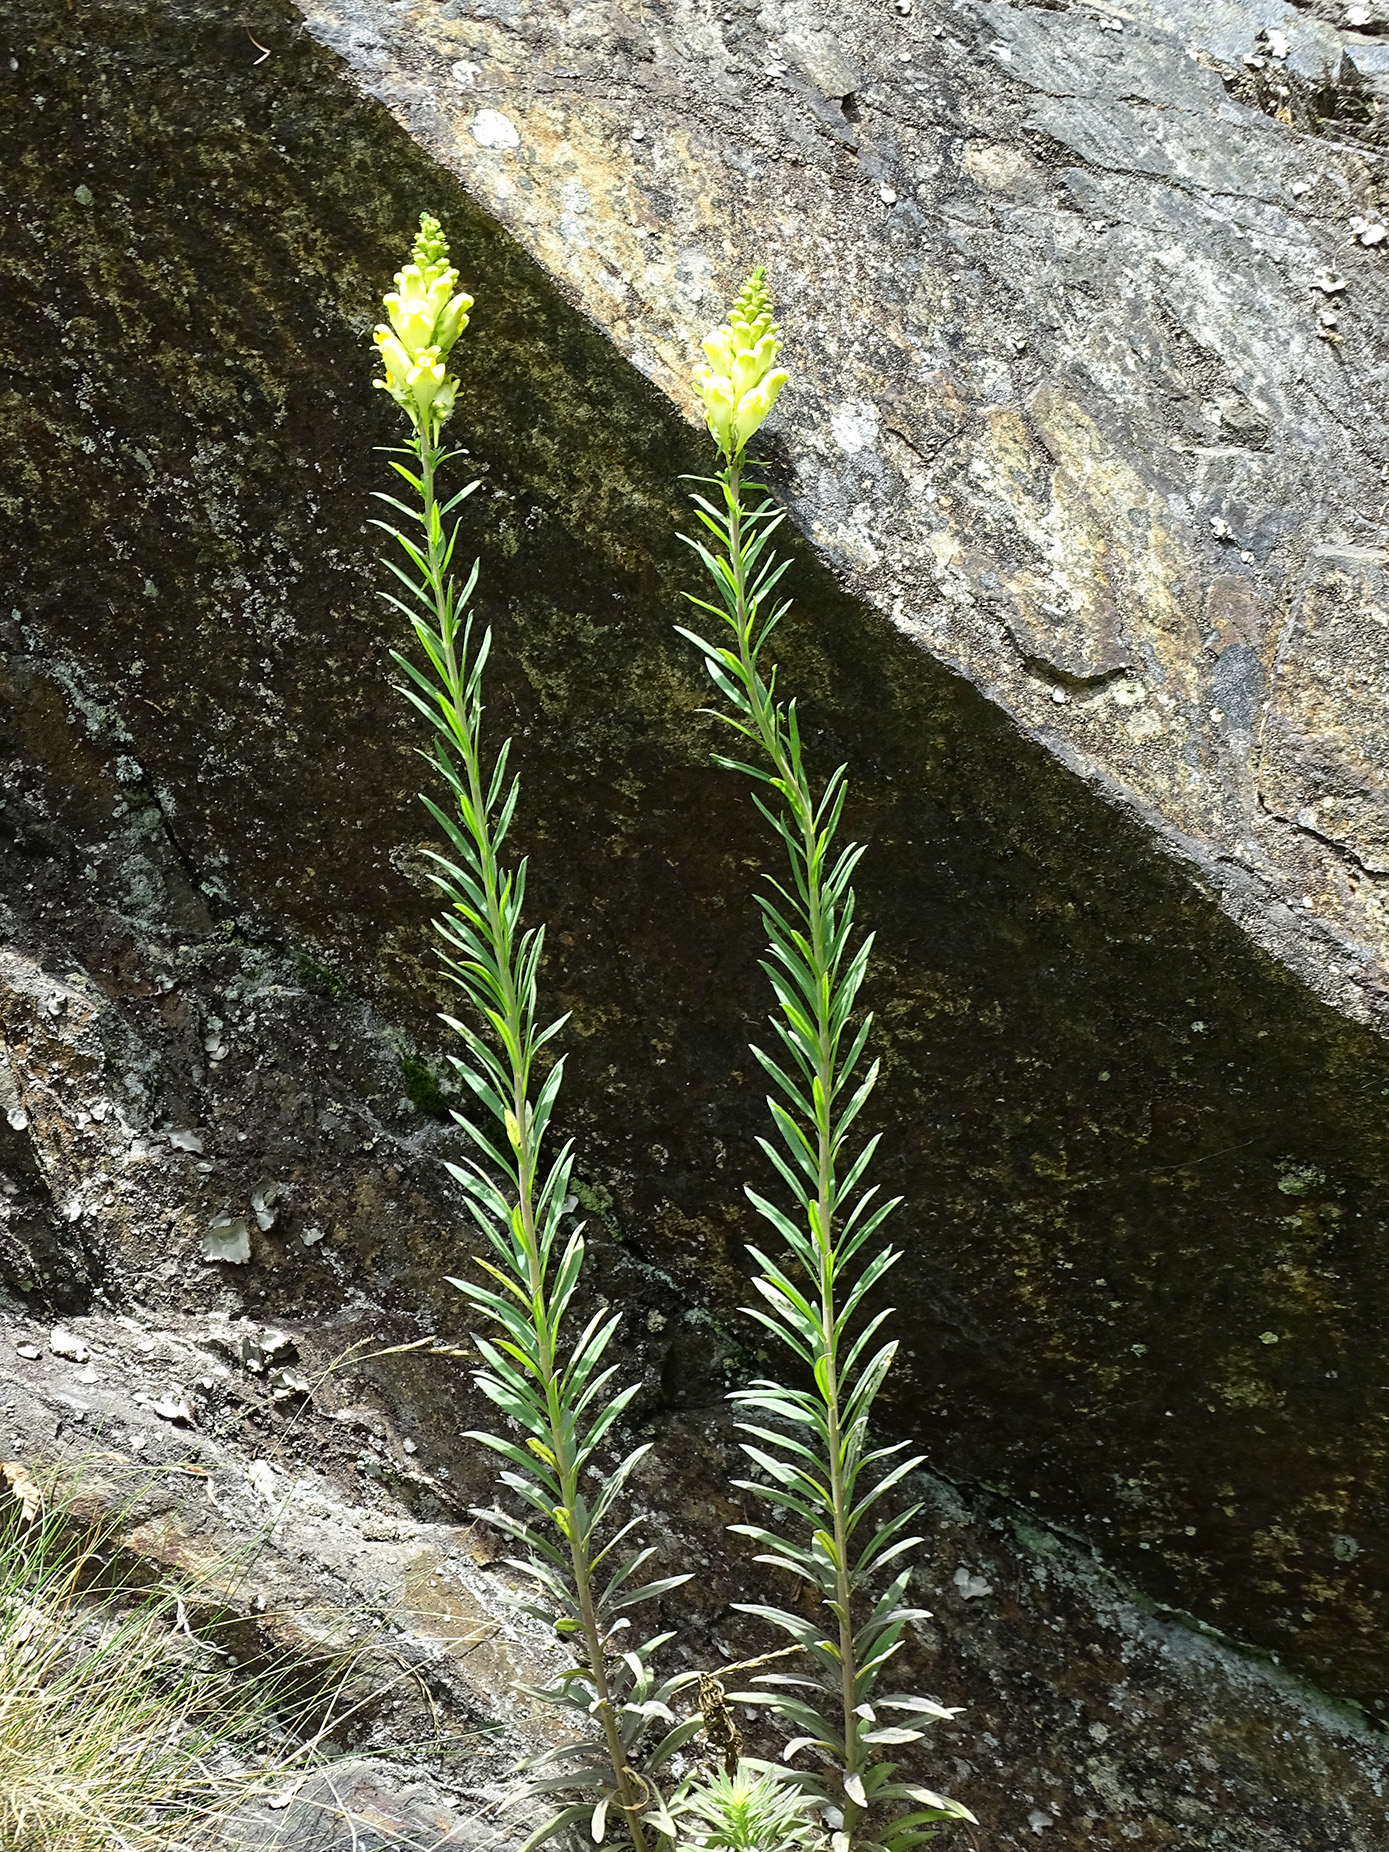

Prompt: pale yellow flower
[373,328,414,403]
[404,348,450,424]
[693,267,790,460]
[372,213,473,433]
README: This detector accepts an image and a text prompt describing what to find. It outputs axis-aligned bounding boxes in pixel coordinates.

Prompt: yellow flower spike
[372,211,472,435]
[692,265,788,459]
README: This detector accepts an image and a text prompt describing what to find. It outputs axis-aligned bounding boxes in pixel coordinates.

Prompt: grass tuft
[0,1468,351,1852]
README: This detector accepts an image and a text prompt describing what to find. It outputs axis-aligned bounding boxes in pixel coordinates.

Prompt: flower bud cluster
[693,267,791,459]
[373,213,474,433]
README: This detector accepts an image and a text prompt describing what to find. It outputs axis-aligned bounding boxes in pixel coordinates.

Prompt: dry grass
[0,1471,341,1852]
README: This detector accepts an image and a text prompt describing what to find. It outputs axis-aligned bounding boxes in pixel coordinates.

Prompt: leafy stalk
[674,1766,824,1850]
[678,271,976,1852]
[369,214,697,1852]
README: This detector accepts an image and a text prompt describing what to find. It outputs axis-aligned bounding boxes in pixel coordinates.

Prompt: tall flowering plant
[370,215,700,1852]
[678,270,976,1852]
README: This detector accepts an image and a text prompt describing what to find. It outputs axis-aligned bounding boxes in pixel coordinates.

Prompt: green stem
[419,422,649,1852]
[723,456,863,1834]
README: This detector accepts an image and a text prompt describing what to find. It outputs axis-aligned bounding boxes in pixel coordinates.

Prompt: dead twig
[694,1643,807,1776]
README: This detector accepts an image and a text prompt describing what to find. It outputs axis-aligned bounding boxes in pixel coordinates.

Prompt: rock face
[297,0,1389,1031]
[5,1298,1389,1851]
[4,0,1389,1839]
